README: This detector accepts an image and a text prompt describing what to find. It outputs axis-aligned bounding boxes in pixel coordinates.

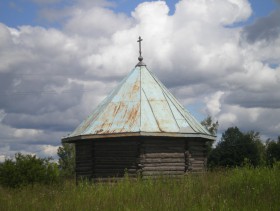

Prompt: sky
[0,0,280,161]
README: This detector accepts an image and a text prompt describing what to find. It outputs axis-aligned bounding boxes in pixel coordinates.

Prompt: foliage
[208,127,262,168]
[57,143,75,178]
[0,167,279,210]
[266,136,280,166]
[201,116,218,156]
[0,153,60,188]
[201,115,219,135]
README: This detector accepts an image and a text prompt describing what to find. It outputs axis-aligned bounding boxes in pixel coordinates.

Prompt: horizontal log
[93,173,137,178]
[188,143,205,147]
[76,149,93,154]
[189,146,206,151]
[93,152,138,157]
[142,166,185,171]
[76,152,93,159]
[188,140,205,144]
[76,163,93,168]
[190,164,204,168]
[141,153,184,158]
[94,157,138,161]
[191,160,205,164]
[94,145,138,149]
[94,169,137,174]
[76,146,93,149]
[142,141,184,146]
[76,168,93,172]
[94,161,137,166]
[189,151,206,155]
[76,169,93,173]
[76,162,93,166]
[76,151,93,154]
[190,169,204,173]
[189,157,206,161]
[140,158,185,163]
[92,177,131,182]
[76,144,93,148]
[189,152,206,156]
[142,171,184,176]
[76,166,93,169]
[141,148,184,153]
[190,156,206,160]
[141,163,185,167]
[94,164,137,169]
[76,159,93,163]
[94,142,139,146]
[76,144,92,148]
[76,161,93,164]
[94,161,138,166]
[76,173,93,176]
[142,175,184,179]
[76,156,93,160]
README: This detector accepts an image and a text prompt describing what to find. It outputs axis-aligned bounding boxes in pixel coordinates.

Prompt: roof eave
[61,132,216,143]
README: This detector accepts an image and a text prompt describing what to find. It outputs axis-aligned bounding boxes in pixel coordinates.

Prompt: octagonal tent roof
[62,65,215,142]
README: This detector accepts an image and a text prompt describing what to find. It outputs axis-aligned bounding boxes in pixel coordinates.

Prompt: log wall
[186,138,207,172]
[75,141,94,179]
[75,137,209,181]
[140,139,186,178]
[75,138,140,181]
[93,140,139,178]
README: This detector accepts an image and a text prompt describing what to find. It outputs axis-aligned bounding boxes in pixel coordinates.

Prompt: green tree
[0,153,59,188]
[208,127,261,168]
[266,136,280,166]
[247,131,266,166]
[201,116,219,135]
[201,116,218,156]
[57,143,75,178]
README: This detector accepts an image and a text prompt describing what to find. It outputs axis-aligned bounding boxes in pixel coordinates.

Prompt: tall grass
[0,166,279,210]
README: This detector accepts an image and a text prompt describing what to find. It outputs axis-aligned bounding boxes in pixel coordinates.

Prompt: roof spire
[136,36,146,67]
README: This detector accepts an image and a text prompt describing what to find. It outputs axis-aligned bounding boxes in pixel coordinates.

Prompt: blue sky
[0,0,278,27]
[0,0,280,160]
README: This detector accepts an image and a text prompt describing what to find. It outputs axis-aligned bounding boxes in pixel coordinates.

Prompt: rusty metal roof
[62,66,215,142]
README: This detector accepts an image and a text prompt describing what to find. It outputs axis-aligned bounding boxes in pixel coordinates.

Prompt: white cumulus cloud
[0,0,279,158]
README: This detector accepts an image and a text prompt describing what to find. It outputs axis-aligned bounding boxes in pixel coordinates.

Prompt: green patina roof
[62,65,215,142]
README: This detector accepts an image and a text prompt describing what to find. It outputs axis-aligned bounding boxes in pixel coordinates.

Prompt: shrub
[0,153,60,188]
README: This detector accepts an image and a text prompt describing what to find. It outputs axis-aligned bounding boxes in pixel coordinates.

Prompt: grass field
[0,166,279,211]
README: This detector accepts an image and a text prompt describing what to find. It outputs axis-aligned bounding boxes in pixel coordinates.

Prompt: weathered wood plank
[141,153,184,158]
[141,163,185,167]
[189,157,206,161]
[141,158,185,163]
[191,160,205,164]
[94,142,139,146]
[141,148,185,153]
[93,173,136,177]
[94,169,137,173]
[142,142,184,147]
[142,166,185,171]
[94,152,138,156]
[94,157,138,161]
[142,171,184,176]
[94,164,137,169]
[76,163,93,168]
[189,151,206,155]
[189,146,206,151]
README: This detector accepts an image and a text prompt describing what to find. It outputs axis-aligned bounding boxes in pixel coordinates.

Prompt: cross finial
[135,36,146,67]
[137,36,143,59]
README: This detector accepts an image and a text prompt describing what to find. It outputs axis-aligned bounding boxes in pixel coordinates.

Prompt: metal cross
[137,36,143,57]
